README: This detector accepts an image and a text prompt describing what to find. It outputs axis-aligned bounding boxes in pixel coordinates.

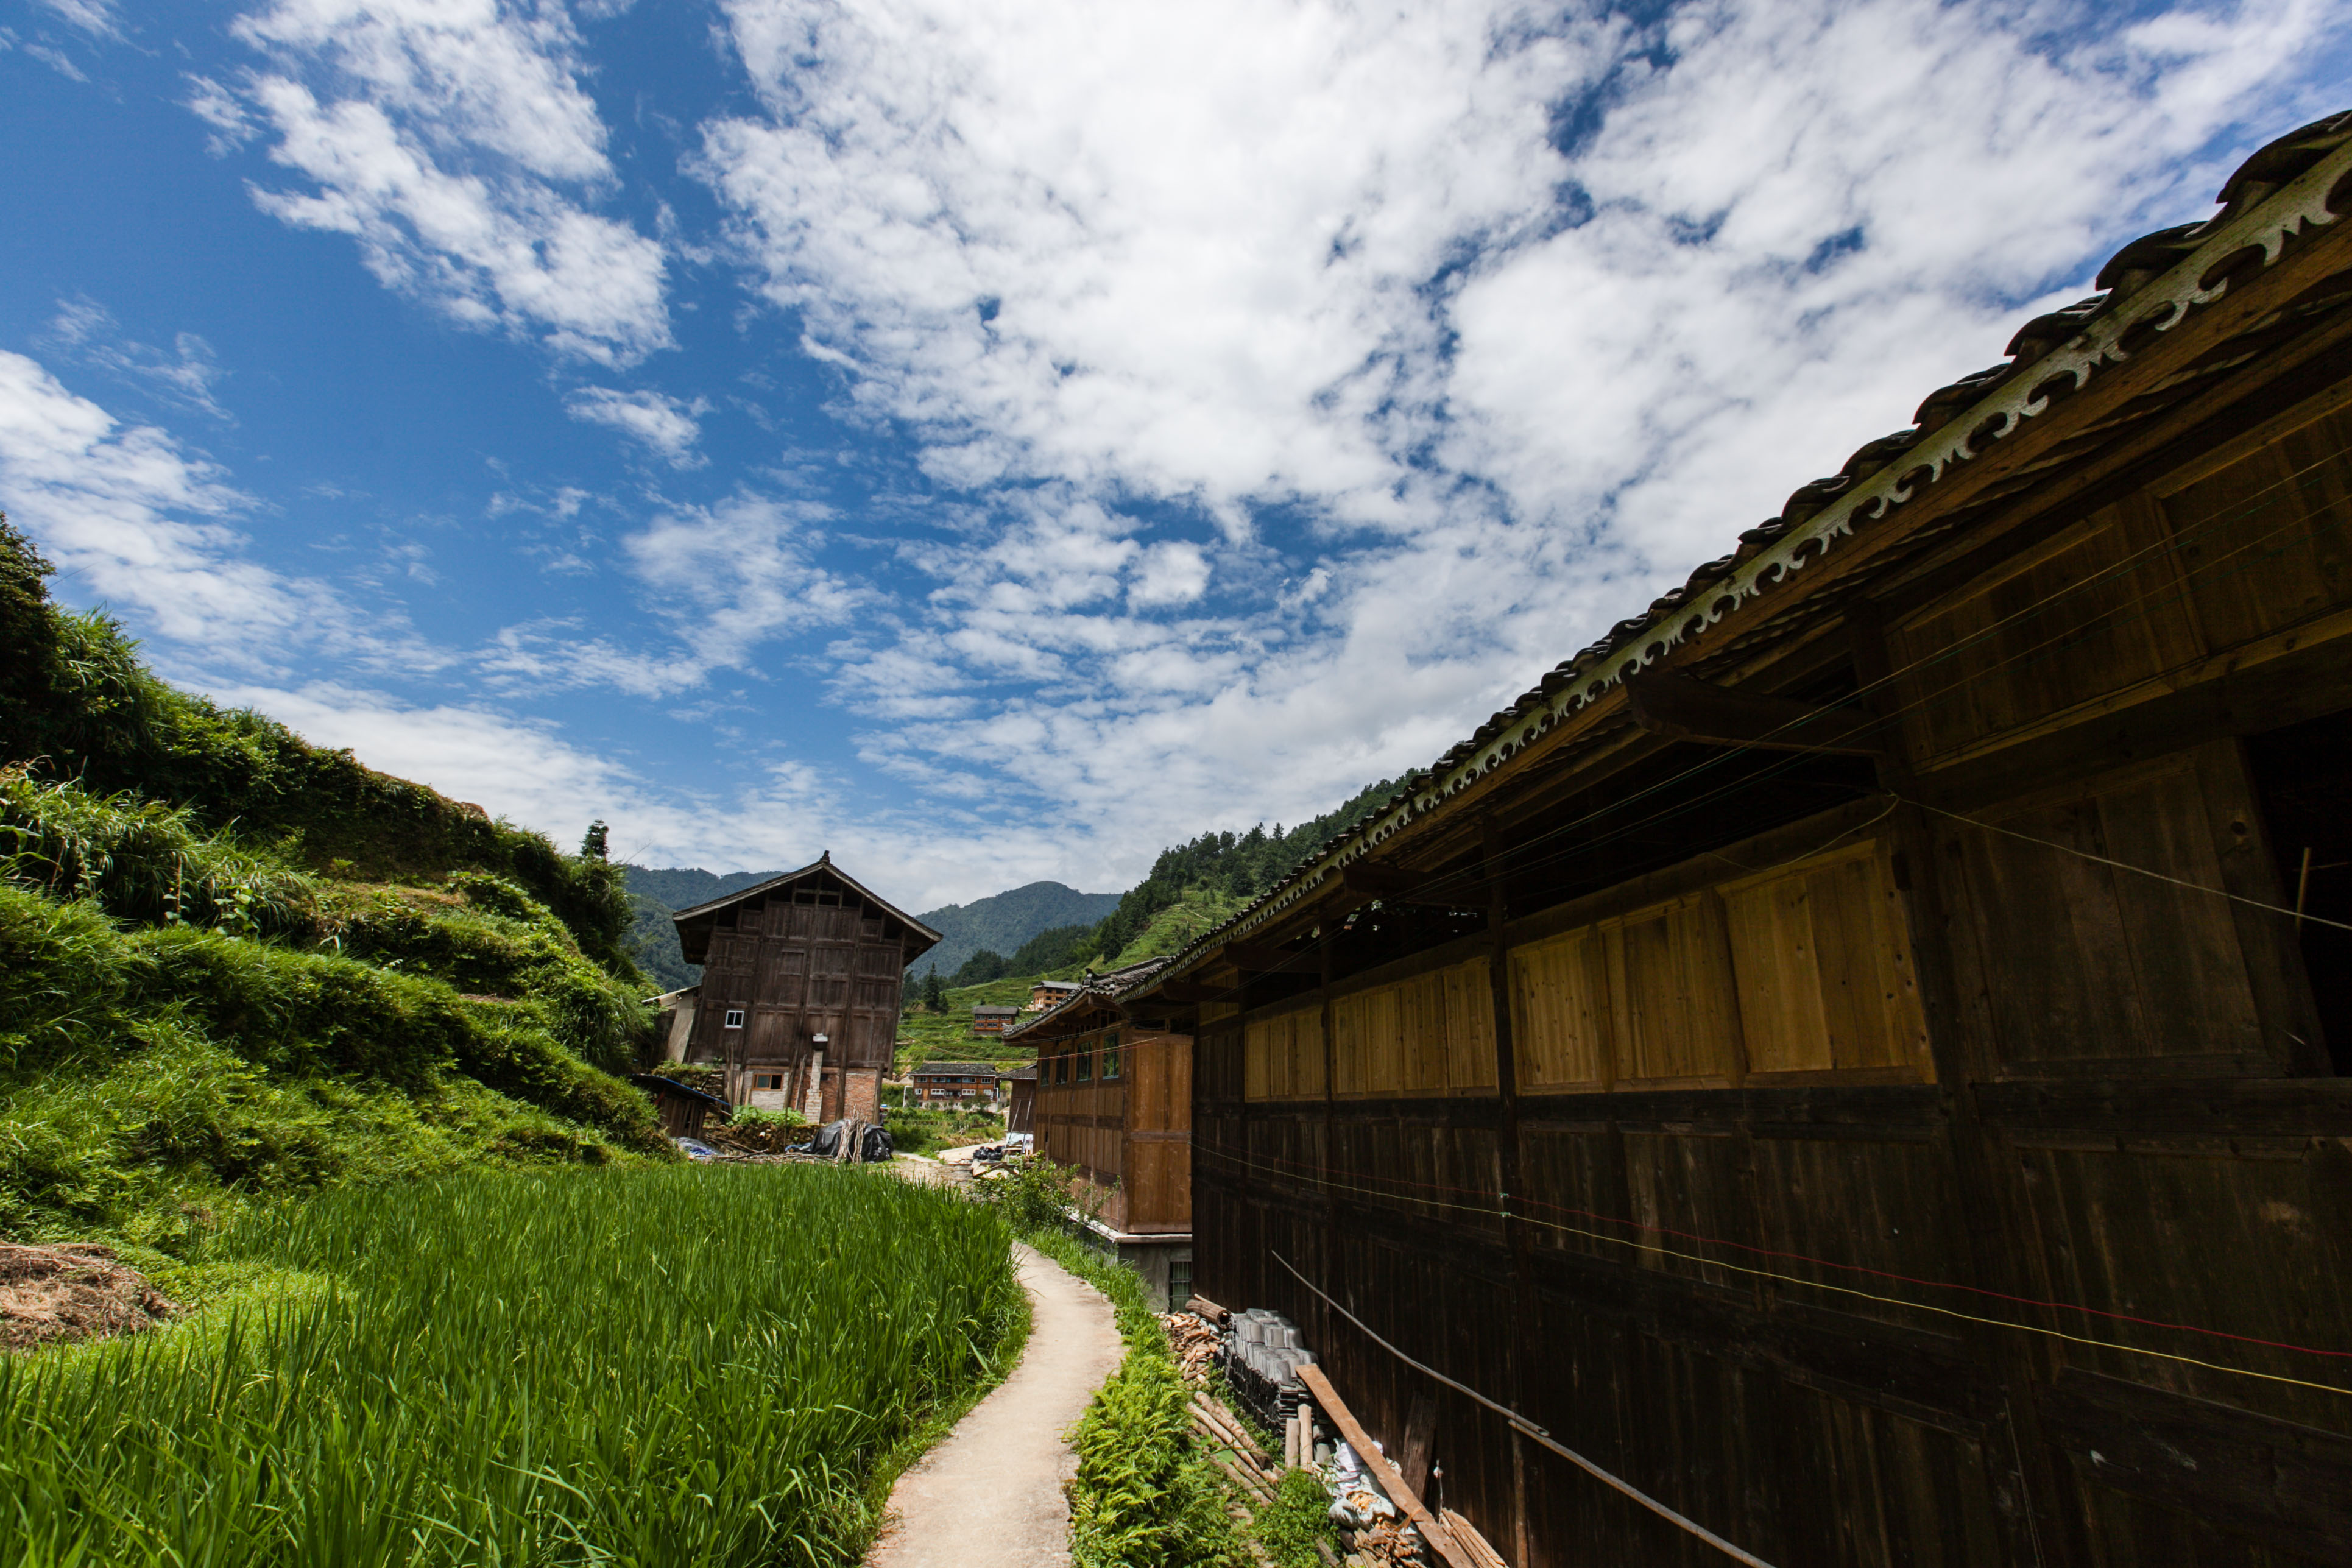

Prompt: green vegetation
[0,517,666,1255]
[885,1106,1004,1157]
[0,1164,1025,1566]
[1100,884,1250,969]
[1252,1466,1345,1568]
[1002,1185,1246,1568]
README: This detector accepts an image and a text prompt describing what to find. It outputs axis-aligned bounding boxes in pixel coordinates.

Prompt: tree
[581,820,610,861]
[922,967,947,1014]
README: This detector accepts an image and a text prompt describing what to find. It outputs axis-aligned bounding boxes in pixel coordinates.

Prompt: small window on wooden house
[1076,1045,1094,1082]
[752,1072,784,1091]
[1103,1034,1121,1079]
[724,1009,746,1029]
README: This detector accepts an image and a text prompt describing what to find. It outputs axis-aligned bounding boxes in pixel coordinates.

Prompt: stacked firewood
[1159,1311,1221,1386]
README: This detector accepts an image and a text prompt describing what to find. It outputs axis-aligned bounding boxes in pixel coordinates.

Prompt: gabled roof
[1112,108,2352,1008]
[913,1060,997,1076]
[972,1005,1022,1017]
[671,852,942,966]
[998,1065,1039,1081]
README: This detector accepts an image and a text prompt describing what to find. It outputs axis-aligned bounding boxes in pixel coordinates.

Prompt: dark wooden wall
[1187,370,2352,1564]
[685,881,908,1092]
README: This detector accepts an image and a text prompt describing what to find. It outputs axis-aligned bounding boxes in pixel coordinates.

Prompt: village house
[909,1061,998,1106]
[1111,113,2352,1566]
[1005,961,1193,1309]
[969,1004,1021,1037]
[1027,978,1082,1011]
[660,853,940,1125]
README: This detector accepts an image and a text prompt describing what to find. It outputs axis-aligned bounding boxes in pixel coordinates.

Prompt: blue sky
[2,0,2347,907]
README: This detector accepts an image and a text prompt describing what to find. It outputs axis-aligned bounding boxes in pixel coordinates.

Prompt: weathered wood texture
[1179,247,2352,1565]
[679,864,920,1105]
[1028,1003,1193,1232]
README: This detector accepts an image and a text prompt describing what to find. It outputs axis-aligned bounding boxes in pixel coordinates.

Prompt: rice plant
[0,1164,1022,1567]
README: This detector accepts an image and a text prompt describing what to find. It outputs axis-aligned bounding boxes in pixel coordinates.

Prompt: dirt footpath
[865,1243,1121,1568]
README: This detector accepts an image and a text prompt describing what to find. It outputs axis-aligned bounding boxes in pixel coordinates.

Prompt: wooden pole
[1297,1363,1477,1568]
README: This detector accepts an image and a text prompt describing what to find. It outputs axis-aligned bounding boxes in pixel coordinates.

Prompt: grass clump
[1253,1466,1344,1568]
[883,1106,1003,1157]
[0,1164,1025,1567]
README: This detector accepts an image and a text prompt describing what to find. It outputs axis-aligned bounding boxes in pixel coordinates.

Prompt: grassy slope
[1104,885,1248,968]
[1,521,666,1259]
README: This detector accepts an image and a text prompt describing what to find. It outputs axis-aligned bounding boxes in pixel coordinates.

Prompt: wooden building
[1116,113,2352,1567]
[670,854,940,1123]
[630,1073,731,1140]
[1006,964,1195,1308]
[1000,1064,1037,1135]
[909,1060,997,1105]
[1029,979,1082,1011]
[970,1005,1020,1037]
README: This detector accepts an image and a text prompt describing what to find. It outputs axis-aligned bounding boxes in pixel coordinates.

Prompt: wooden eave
[671,856,943,966]
[1120,116,2352,1011]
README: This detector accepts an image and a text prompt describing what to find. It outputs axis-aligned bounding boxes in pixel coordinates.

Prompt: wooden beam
[1145,979,1224,1005]
[1623,667,1885,755]
[1341,860,1420,897]
[1298,1363,1477,1568]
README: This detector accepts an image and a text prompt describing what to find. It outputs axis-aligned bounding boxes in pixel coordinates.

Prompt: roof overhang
[671,856,942,966]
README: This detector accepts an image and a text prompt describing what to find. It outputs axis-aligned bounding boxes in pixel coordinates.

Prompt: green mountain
[910,881,1123,981]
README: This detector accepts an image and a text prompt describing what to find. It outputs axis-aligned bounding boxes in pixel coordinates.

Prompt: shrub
[1253,1465,1344,1568]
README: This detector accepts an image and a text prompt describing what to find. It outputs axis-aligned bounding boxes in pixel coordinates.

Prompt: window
[1054,1053,1070,1084]
[1103,1033,1121,1081]
[1076,1045,1093,1082]
[1168,1257,1193,1307]
[724,1009,746,1029]
[752,1072,784,1092]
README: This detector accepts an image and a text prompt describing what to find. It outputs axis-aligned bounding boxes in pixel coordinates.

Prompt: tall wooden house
[1114,113,2352,1566]
[1006,962,1195,1308]
[669,854,940,1123]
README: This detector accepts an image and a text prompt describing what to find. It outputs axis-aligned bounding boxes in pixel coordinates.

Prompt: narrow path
[865,1243,1123,1568]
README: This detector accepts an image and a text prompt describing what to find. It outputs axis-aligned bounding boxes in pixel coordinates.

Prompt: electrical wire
[1201,1145,2352,1397]
[1270,1249,1779,1568]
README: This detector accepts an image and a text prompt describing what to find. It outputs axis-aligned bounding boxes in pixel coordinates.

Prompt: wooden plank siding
[1026,1005,1193,1234]
[1155,189,2352,1568]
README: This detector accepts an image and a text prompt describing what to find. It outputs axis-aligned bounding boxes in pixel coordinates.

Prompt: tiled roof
[913,1061,996,1076]
[1117,108,2352,1001]
[1002,956,1174,1039]
[669,853,943,964]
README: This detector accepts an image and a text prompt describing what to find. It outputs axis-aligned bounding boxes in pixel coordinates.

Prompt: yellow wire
[1192,1144,2352,1398]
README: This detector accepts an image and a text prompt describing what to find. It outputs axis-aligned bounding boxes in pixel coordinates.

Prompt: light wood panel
[1603,892,1744,1089]
[1245,1008,1326,1101]
[1511,926,1612,1091]
[1719,839,1934,1081]
[1332,958,1497,1097]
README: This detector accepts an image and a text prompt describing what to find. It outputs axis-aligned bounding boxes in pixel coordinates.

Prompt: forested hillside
[908,880,1122,981]
[0,518,665,1252]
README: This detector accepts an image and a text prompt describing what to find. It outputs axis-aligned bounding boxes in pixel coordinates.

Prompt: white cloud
[625,492,866,669]
[691,0,2349,858]
[46,297,236,422]
[217,0,671,364]
[565,386,708,467]
[32,0,118,40]
[0,350,317,658]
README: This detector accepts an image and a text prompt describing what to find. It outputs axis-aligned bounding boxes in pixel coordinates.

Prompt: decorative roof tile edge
[1115,114,2352,1000]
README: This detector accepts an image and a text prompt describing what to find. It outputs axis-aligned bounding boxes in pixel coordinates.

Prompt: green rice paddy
[0,1164,1023,1567]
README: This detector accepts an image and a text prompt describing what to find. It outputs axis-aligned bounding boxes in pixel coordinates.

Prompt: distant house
[1027,979,1082,1011]
[970,1005,1021,1037]
[998,1064,1037,1134]
[665,853,942,1125]
[911,1061,997,1106]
